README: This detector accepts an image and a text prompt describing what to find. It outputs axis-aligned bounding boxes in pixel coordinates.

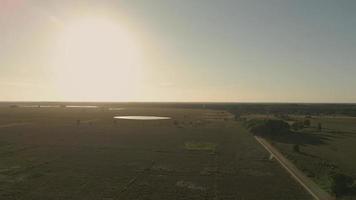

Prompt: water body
[66,105,98,108]
[21,105,59,108]
[114,116,171,120]
[39,105,60,108]
[22,105,40,108]
[108,108,125,111]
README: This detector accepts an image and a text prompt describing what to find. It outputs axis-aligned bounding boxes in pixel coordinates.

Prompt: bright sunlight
[52,17,141,101]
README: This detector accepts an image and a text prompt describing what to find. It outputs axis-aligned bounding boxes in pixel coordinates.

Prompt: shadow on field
[322,128,356,137]
[298,151,320,158]
[268,131,332,146]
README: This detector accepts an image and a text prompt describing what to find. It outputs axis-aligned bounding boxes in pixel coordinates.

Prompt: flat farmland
[272,115,356,199]
[0,106,311,199]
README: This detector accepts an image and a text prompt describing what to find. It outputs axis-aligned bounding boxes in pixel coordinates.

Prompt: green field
[258,115,356,199]
[0,105,310,199]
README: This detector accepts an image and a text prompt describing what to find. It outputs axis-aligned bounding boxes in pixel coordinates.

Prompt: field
[0,104,310,200]
[269,115,356,199]
[241,110,356,199]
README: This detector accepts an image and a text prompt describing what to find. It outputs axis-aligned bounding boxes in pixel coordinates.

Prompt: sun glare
[52,17,141,101]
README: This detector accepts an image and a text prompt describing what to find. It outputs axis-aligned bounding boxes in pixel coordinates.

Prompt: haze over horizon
[1,0,355,103]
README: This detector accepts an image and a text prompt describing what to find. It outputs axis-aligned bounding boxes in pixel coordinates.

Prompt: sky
[0,0,356,103]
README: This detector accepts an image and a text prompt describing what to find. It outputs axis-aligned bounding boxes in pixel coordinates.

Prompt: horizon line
[1,101,356,105]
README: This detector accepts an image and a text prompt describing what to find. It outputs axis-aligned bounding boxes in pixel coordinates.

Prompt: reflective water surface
[66,105,98,108]
[108,108,125,111]
[114,116,171,120]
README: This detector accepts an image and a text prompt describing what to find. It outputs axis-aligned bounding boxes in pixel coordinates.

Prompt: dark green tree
[317,123,322,131]
[234,113,241,121]
[291,121,304,131]
[303,119,311,127]
[330,173,354,197]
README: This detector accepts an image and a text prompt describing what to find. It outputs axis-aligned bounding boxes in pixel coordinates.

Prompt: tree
[234,113,241,121]
[173,120,179,126]
[330,173,354,197]
[246,119,290,136]
[317,123,322,131]
[304,119,311,127]
[293,144,300,153]
[291,121,304,131]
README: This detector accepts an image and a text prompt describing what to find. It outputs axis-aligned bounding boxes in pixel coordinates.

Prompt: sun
[51,17,142,101]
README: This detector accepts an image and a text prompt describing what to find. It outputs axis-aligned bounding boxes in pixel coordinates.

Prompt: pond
[66,105,98,108]
[21,105,60,108]
[108,108,125,111]
[113,116,171,120]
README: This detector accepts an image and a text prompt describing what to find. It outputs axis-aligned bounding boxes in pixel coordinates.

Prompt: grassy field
[0,105,310,199]
[261,115,356,199]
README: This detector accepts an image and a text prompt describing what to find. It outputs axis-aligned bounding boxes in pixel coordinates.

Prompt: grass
[184,142,216,152]
[268,115,356,199]
[0,105,311,200]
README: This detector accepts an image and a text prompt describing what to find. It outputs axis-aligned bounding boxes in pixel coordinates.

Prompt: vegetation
[265,116,356,199]
[291,121,305,131]
[293,144,300,153]
[329,173,354,197]
[241,112,356,199]
[0,104,311,200]
[303,119,311,127]
[184,141,216,152]
[226,103,356,117]
[3,102,356,199]
[244,119,290,136]
[317,122,322,131]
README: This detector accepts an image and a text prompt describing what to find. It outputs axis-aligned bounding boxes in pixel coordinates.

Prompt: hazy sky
[1,0,356,102]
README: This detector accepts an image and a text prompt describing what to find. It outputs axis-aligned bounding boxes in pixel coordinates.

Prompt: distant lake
[66,105,98,108]
[108,108,125,111]
[114,116,171,120]
[22,105,59,108]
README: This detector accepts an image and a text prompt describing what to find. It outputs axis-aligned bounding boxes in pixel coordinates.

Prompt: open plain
[0,104,311,200]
